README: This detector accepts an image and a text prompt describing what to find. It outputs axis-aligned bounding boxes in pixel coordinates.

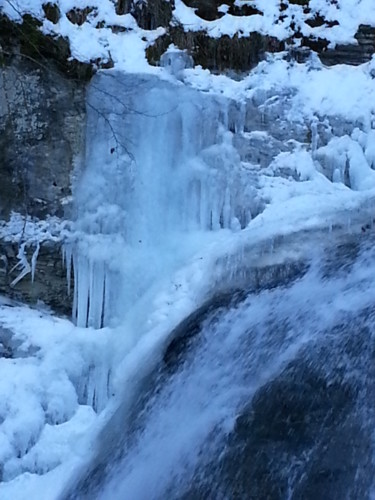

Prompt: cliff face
[0,16,87,314]
[0,58,86,219]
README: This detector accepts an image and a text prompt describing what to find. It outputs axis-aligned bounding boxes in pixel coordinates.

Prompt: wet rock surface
[174,238,375,499]
[165,260,308,372]
[179,315,375,500]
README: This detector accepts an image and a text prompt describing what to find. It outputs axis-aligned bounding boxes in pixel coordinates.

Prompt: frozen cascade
[69,73,258,328]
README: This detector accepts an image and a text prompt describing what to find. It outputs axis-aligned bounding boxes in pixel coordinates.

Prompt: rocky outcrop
[192,312,375,500]
[147,29,284,73]
[0,54,86,219]
[0,15,88,314]
[143,0,375,70]
[319,25,375,66]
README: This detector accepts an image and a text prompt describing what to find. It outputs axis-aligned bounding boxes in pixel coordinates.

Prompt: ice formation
[66,65,375,330]
[68,73,260,328]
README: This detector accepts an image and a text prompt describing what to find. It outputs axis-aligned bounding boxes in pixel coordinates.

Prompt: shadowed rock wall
[0,56,86,219]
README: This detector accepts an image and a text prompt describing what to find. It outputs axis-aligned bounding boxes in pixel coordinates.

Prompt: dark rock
[42,3,61,24]
[66,7,96,26]
[134,0,174,30]
[181,0,226,21]
[115,0,174,29]
[147,29,284,73]
[229,3,262,17]
[0,52,86,218]
[315,25,375,66]
[305,14,326,28]
[179,310,375,500]
[180,0,262,21]
[164,260,308,373]
[164,290,245,371]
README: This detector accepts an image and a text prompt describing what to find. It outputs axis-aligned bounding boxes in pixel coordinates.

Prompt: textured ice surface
[70,73,260,328]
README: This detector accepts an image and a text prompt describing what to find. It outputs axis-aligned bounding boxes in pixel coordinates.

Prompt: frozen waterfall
[67,73,257,328]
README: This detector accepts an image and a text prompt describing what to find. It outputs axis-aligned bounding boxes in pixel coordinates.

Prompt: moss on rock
[0,14,93,80]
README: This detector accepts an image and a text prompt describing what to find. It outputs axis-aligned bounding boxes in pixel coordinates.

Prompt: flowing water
[68,231,375,500]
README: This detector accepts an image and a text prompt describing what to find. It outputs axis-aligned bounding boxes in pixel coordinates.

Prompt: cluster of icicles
[64,73,259,328]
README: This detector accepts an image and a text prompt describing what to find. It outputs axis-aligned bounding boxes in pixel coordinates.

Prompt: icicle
[31,243,40,283]
[87,261,105,329]
[10,243,31,287]
[311,116,319,158]
[72,251,79,325]
[65,245,73,296]
[76,255,90,328]
[103,270,111,327]
[222,187,231,229]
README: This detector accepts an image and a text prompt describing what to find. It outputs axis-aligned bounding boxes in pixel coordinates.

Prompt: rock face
[0,55,86,219]
[315,25,375,66]
[0,16,87,315]
[148,29,284,73]
[188,317,375,500]
[143,0,375,70]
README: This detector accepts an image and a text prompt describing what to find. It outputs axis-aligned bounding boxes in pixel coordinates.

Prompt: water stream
[68,231,375,499]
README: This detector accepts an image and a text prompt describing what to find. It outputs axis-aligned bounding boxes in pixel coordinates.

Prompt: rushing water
[67,231,375,500]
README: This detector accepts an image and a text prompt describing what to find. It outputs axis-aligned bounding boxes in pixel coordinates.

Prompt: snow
[0,213,70,244]
[173,0,375,44]
[2,0,375,74]
[0,303,114,499]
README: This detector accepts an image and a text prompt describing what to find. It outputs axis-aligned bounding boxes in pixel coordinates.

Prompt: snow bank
[0,303,113,499]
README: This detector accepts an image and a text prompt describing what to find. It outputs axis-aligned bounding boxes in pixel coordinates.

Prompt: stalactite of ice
[365,129,375,169]
[31,243,40,283]
[69,73,259,328]
[63,244,73,296]
[311,116,319,157]
[10,243,31,287]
